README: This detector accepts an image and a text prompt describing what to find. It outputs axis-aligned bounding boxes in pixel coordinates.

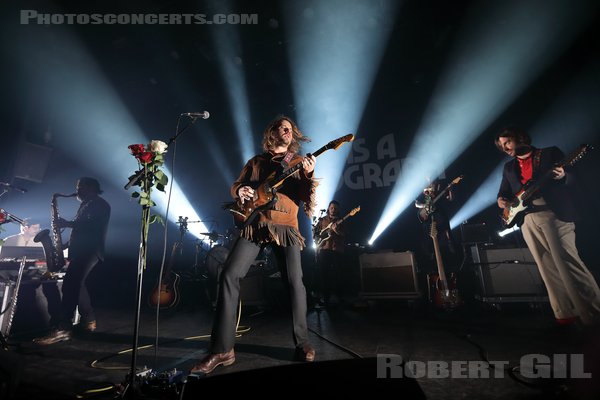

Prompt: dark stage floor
[1,295,599,399]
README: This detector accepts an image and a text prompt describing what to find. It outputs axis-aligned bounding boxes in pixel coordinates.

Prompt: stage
[1,293,599,399]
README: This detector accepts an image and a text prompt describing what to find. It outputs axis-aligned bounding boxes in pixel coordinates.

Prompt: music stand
[0,246,46,261]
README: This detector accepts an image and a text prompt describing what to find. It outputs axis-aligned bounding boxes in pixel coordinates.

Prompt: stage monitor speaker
[359,251,421,299]
[13,142,53,183]
[470,245,548,302]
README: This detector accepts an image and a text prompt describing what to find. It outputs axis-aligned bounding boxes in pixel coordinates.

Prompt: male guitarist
[496,127,600,327]
[313,200,346,307]
[190,116,318,374]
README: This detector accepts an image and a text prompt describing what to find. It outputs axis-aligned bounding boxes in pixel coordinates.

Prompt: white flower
[150,140,168,154]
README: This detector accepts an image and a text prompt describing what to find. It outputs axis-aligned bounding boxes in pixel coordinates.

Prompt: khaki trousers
[521,208,600,325]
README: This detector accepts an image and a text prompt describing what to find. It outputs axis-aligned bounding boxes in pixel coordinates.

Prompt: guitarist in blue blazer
[495,127,600,327]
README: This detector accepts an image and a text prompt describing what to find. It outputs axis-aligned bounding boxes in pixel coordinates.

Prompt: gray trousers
[210,237,309,353]
[521,208,600,325]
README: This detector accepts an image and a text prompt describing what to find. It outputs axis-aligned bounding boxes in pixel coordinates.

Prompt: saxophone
[34,193,77,273]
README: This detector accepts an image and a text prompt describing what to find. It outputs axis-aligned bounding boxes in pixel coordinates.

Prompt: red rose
[137,151,153,164]
[128,144,145,156]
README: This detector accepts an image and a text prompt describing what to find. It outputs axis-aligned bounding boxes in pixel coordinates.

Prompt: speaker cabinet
[13,142,53,183]
[359,251,420,299]
[469,245,548,303]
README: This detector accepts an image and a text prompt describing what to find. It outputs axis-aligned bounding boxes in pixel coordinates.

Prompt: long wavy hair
[262,115,310,153]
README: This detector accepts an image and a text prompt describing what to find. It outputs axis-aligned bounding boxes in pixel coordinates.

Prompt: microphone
[124,169,148,190]
[0,182,27,193]
[182,111,210,119]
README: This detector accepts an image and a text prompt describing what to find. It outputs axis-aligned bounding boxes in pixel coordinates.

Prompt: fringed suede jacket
[232,152,318,248]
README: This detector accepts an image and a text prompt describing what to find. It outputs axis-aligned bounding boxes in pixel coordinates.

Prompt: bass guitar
[501,144,591,228]
[227,134,355,228]
[418,176,463,222]
[427,219,461,309]
[314,206,360,247]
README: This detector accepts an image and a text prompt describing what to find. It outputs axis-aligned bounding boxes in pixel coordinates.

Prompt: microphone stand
[167,116,200,145]
[121,115,201,399]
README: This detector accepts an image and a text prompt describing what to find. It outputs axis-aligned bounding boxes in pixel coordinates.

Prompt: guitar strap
[532,148,542,176]
[280,151,295,169]
[529,148,548,207]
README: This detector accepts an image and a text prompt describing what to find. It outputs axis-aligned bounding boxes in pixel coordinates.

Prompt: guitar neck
[163,242,180,276]
[521,146,590,203]
[431,235,447,282]
[272,144,329,187]
[339,212,353,224]
[432,183,453,204]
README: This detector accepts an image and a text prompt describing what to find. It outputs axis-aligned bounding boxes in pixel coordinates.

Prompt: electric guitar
[418,176,463,222]
[314,206,360,247]
[501,144,591,228]
[227,134,355,228]
[428,219,461,309]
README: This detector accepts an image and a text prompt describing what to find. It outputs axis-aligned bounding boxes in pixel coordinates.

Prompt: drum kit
[199,230,272,282]
[171,221,272,305]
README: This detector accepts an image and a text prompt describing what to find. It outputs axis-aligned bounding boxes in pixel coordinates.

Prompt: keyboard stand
[0,256,27,350]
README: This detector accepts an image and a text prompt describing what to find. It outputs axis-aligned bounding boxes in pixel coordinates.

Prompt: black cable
[307,325,363,359]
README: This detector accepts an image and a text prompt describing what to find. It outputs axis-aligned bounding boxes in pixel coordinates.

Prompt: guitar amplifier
[359,251,421,299]
[469,245,548,302]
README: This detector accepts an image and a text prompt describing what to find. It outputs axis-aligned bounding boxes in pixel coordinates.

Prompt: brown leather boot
[190,349,235,374]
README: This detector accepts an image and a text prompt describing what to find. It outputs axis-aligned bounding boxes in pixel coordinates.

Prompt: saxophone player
[34,177,111,345]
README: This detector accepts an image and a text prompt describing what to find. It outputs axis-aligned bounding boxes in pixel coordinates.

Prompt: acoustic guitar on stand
[427,219,461,309]
[226,134,355,228]
[148,217,188,309]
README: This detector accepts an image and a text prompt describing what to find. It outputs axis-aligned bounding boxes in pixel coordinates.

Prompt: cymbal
[200,232,225,238]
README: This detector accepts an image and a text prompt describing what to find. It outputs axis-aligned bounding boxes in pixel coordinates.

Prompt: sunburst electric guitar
[428,220,461,309]
[227,134,355,228]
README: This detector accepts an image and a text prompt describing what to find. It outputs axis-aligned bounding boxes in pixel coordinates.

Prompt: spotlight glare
[498,225,519,237]
[370,0,592,243]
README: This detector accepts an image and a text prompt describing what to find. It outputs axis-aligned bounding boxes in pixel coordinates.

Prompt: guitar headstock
[327,134,355,151]
[451,175,464,185]
[349,206,361,216]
